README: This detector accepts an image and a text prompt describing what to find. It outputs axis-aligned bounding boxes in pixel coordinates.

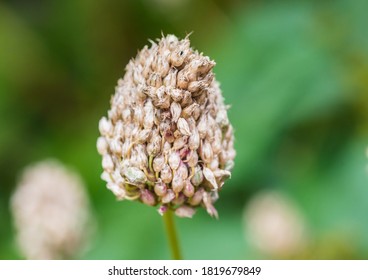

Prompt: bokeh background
[1,0,368,259]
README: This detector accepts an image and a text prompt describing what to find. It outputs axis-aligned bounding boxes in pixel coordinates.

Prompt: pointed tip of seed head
[185,31,194,39]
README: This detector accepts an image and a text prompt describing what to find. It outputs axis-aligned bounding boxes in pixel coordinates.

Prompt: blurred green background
[1,0,368,259]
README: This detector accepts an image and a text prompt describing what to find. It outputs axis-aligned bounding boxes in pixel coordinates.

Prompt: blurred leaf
[211,3,348,187]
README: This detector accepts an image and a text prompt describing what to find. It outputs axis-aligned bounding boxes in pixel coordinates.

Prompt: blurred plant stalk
[163,210,182,260]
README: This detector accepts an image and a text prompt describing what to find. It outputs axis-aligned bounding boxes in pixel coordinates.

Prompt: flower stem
[163,210,182,260]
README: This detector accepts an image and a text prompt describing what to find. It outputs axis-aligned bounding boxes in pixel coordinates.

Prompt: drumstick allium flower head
[97,34,235,218]
[11,160,92,259]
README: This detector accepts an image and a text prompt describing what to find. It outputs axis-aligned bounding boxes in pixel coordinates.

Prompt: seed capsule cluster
[11,160,92,259]
[97,34,235,218]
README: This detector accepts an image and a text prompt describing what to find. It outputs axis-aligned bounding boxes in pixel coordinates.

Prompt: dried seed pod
[148,72,162,87]
[101,171,111,183]
[122,108,131,122]
[177,70,189,89]
[98,34,235,218]
[137,129,151,143]
[170,47,188,67]
[107,182,126,201]
[153,154,165,172]
[172,172,185,194]
[190,166,204,187]
[173,135,188,150]
[163,68,177,87]
[102,154,114,172]
[192,104,201,120]
[186,150,199,167]
[172,193,185,205]
[168,151,181,170]
[121,140,131,157]
[133,105,144,126]
[110,138,122,155]
[170,102,182,123]
[203,192,219,219]
[143,99,155,129]
[97,137,108,155]
[140,189,156,206]
[182,103,199,119]
[146,132,161,156]
[177,162,189,180]
[197,115,207,139]
[188,128,200,150]
[169,88,183,102]
[179,145,190,159]
[213,169,231,180]
[189,188,204,206]
[180,91,192,107]
[154,180,167,197]
[187,80,202,92]
[177,118,191,136]
[203,166,218,190]
[225,160,235,171]
[162,189,175,204]
[183,180,195,197]
[161,164,173,184]
[175,205,196,218]
[156,55,170,77]
[135,145,148,169]
[211,130,222,154]
[123,167,146,186]
[200,140,214,164]
[99,117,113,136]
[209,156,219,171]
[163,141,172,155]
[114,121,125,138]
[173,130,182,139]
[165,34,179,50]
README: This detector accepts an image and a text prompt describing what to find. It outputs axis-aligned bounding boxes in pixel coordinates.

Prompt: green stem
[163,210,182,260]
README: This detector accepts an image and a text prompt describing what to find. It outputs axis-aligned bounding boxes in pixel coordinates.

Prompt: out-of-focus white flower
[243,190,307,258]
[11,159,93,259]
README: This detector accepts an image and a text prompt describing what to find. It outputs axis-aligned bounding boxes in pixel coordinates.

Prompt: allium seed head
[97,34,235,218]
[10,160,92,259]
[243,191,308,257]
